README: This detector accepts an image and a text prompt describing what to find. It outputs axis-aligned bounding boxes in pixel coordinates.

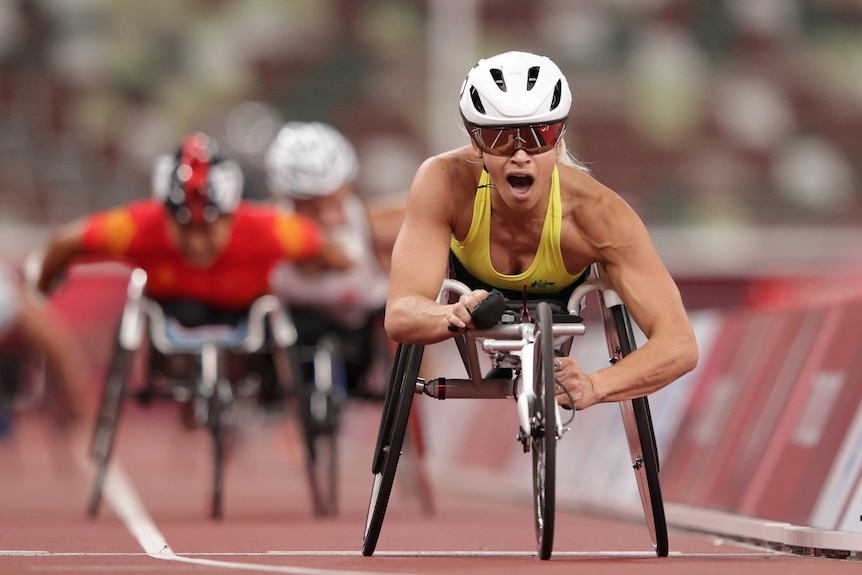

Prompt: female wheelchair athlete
[362,264,667,560]
[88,268,342,519]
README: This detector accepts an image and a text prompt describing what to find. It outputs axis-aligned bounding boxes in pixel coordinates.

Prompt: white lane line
[0,550,793,560]
[102,461,172,555]
[271,550,669,558]
[269,551,778,559]
[97,459,439,574]
[0,550,779,559]
[89,458,778,573]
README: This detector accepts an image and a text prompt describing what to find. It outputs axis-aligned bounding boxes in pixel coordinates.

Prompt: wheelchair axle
[420,377,516,400]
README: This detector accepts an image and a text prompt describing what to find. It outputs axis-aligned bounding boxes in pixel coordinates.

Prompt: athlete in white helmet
[385,51,697,410]
[265,121,405,397]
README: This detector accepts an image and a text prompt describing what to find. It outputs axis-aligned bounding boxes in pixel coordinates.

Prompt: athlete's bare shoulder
[410,146,483,219]
[557,162,647,251]
[400,146,484,242]
[414,146,482,193]
[557,162,617,211]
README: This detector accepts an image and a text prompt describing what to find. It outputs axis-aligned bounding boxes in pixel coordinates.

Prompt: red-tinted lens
[468,120,567,156]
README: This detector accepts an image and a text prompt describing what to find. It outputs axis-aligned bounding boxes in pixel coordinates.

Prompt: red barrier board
[661,310,757,505]
[695,309,815,510]
[747,302,862,525]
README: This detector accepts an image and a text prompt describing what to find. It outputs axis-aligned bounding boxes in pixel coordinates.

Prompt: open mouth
[507,174,534,193]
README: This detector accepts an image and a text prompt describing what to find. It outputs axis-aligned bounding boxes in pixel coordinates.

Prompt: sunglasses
[466,118,567,156]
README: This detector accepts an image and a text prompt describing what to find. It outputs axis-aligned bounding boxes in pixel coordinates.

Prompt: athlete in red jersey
[37,132,350,324]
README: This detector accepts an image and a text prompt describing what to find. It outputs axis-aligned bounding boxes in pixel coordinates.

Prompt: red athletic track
[2,401,858,575]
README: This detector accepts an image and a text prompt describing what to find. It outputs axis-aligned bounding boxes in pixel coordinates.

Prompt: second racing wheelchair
[87,268,342,519]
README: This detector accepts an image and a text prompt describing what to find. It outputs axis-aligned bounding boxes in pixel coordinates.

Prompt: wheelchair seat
[162,315,251,350]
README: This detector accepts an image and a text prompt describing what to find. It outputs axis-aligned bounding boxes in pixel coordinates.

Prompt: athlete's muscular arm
[17,292,91,423]
[385,153,487,344]
[36,219,87,294]
[555,182,697,409]
[275,209,353,273]
[313,232,354,271]
[366,196,407,272]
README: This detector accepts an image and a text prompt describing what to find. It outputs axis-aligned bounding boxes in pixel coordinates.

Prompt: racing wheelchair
[87,268,341,519]
[362,264,667,559]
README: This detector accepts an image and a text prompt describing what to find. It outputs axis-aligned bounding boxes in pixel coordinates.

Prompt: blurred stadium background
[5,2,862,544]
[2,0,862,283]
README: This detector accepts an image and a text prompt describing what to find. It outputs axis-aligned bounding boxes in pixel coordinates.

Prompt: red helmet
[152,132,243,224]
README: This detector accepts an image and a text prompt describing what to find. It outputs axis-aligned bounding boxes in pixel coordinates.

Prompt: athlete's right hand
[446,288,489,332]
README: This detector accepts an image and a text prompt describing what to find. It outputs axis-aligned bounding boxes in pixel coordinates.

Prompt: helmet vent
[490,68,507,92]
[527,66,540,90]
[469,86,486,113]
[550,79,562,110]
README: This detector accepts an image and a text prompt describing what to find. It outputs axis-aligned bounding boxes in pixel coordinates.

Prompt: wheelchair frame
[361,264,668,559]
[88,268,341,519]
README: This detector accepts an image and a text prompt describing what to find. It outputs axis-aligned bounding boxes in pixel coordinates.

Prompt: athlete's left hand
[553,356,598,410]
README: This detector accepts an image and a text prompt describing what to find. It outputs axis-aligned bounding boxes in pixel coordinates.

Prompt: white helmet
[459,51,571,126]
[265,121,359,200]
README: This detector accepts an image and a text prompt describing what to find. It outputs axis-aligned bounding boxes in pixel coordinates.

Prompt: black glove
[469,289,506,329]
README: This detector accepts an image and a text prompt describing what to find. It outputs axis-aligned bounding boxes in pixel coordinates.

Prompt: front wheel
[532,302,557,560]
[210,413,225,519]
[604,303,668,557]
[287,341,340,517]
[88,341,131,518]
[362,343,423,556]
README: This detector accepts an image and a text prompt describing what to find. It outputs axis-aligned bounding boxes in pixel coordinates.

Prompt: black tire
[307,431,338,516]
[607,304,668,557]
[283,343,339,517]
[533,302,557,560]
[209,389,226,520]
[362,343,423,556]
[301,368,339,518]
[87,342,130,518]
[210,416,224,519]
